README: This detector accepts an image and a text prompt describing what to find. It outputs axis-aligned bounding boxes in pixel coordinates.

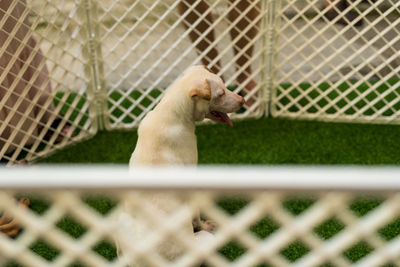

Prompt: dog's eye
[216,89,225,98]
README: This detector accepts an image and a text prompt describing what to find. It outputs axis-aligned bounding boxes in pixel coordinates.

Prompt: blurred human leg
[178,0,221,74]
[323,0,363,27]
[227,0,260,104]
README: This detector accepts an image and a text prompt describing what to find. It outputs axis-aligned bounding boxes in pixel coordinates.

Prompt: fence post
[80,0,107,131]
[261,0,281,116]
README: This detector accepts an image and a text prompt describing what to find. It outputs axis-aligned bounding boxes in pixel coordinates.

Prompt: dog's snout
[239,96,245,106]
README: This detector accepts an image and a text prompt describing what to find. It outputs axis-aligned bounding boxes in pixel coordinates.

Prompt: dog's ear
[189,79,211,101]
[206,78,225,98]
[202,65,215,74]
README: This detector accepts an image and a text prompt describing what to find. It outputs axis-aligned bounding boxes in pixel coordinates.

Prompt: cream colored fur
[130,65,244,166]
[117,65,244,265]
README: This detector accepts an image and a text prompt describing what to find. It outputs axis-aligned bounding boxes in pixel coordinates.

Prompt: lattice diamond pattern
[96,0,267,129]
[0,0,96,165]
[271,0,400,123]
[3,0,400,165]
[1,190,399,266]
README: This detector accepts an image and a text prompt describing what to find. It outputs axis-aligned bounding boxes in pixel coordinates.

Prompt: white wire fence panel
[97,0,269,129]
[0,167,400,267]
[4,0,400,165]
[271,0,400,123]
[0,0,97,165]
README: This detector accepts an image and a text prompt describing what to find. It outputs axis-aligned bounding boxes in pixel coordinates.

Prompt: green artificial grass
[8,78,397,163]
[6,78,400,266]
[5,117,390,265]
[277,79,400,116]
[58,78,400,128]
[39,117,400,164]
[53,92,89,129]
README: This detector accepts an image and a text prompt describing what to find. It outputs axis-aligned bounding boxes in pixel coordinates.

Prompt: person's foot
[0,198,30,238]
[44,118,73,144]
[323,0,364,27]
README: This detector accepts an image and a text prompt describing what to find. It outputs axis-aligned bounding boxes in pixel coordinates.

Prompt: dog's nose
[239,96,245,106]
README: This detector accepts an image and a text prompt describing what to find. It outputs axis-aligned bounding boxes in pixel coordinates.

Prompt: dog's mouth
[206,110,233,126]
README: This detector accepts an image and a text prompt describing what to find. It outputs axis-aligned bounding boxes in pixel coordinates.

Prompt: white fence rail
[1,0,400,164]
[0,167,399,266]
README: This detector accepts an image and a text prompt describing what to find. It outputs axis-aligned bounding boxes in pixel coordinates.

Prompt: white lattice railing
[0,167,399,266]
[1,0,400,164]
[96,0,267,129]
[272,0,400,124]
[0,0,97,165]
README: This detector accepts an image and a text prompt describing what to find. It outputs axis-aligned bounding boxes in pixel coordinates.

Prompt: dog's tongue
[210,111,234,126]
[218,112,233,127]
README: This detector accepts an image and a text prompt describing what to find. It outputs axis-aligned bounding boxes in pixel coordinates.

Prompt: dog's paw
[0,198,30,238]
[19,197,30,207]
[200,220,217,232]
[0,220,20,237]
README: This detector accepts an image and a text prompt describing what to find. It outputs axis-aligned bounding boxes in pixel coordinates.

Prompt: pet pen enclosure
[1,0,400,164]
[1,167,400,266]
[1,0,400,266]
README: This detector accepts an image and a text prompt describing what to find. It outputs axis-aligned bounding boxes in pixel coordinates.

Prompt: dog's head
[187,65,245,126]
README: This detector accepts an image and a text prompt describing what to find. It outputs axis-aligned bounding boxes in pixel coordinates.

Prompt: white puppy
[117,65,244,265]
[130,65,244,166]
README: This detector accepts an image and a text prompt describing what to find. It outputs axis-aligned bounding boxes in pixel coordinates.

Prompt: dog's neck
[154,80,206,128]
